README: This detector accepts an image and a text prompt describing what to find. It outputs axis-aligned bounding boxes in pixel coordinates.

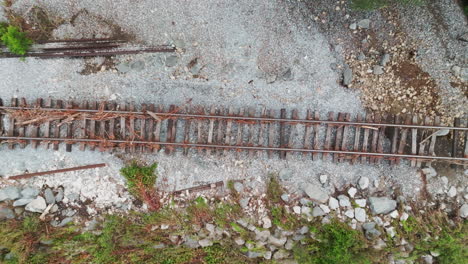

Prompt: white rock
[293,206,301,214]
[460,204,468,218]
[354,208,366,222]
[25,197,47,213]
[400,212,409,222]
[302,184,329,203]
[374,179,379,188]
[234,237,245,246]
[338,195,351,208]
[301,206,311,216]
[430,251,440,257]
[312,207,325,217]
[319,204,331,214]
[160,224,169,230]
[262,217,272,229]
[355,199,367,207]
[386,227,396,238]
[441,176,448,186]
[199,239,213,247]
[328,197,339,210]
[421,167,437,178]
[389,210,399,219]
[358,177,370,189]
[447,186,457,198]
[421,255,433,264]
[349,23,357,30]
[344,209,354,218]
[348,187,357,198]
[319,174,328,184]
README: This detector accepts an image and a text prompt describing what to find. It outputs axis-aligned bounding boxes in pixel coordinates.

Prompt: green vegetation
[350,0,425,10]
[293,220,370,264]
[120,162,160,211]
[270,205,300,230]
[266,173,283,204]
[396,212,467,264]
[0,23,33,55]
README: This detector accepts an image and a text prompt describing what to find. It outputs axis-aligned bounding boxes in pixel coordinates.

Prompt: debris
[9,164,107,180]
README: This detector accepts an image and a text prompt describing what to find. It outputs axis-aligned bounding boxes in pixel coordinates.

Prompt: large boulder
[302,184,328,203]
[369,197,397,215]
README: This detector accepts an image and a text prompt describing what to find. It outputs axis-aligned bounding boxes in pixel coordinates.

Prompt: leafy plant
[120,162,161,211]
[0,24,33,55]
[266,173,283,204]
[293,220,370,264]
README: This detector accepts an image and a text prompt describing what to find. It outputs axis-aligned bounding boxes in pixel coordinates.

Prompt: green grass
[120,162,158,197]
[270,206,300,230]
[0,24,33,55]
[350,0,425,10]
[293,220,370,264]
[266,173,283,204]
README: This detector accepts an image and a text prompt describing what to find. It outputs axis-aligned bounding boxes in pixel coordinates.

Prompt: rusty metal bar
[8,163,107,180]
[2,105,466,131]
[1,136,466,163]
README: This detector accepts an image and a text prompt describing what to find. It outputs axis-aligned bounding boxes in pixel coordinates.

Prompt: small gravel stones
[358,177,370,190]
[302,184,328,203]
[25,197,47,213]
[355,208,366,222]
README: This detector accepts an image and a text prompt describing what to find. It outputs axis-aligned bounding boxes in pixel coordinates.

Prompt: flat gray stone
[239,197,250,209]
[343,65,353,86]
[460,204,468,218]
[130,60,145,71]
[302,184,328,203]
[349,23,357,30]
[234,182,244,192]
[25,197,47,213]
[280,194,289,202]
[0,208,15,219]
[255,230,271,242]
[355,208,366,222]
[380,54,390,66]
[198,238,213,247]
[358,19,371,29]
[373,65,384,75]
[116,62,131,73]
[183,236,200,248]
[369,197,397,215]
[268,236,287,247]
[165,55,179,67]
[44,188,55,204]
[246,251,262,258]
[13,198,34,207]
[20,187,40,198]
[55,188,64,203]
[312,206,325,217]
[273,249,289,260]
[0,186,21,201]
[58,217,74,227]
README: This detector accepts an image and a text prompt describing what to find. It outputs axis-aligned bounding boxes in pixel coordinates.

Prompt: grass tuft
[120,162,161,211]
[0,24,33,55]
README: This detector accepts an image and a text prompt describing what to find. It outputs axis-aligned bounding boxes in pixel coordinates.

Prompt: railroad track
[0,38,175,58]
[0,98,467,167]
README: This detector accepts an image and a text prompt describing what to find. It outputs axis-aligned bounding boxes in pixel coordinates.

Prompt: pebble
[338,195,351,208]
[301,206,311,216]
[0,186,21,201]
[262,217,272,229]
[447,186,457,198]
[343,65,353,86]
[55,188,64,202]
[234,237,245,245]
[441,176,448,186]
[421,167,437,178]
[12,198,34,207]
[293,206,301,214]
[0,208,15,220]
[302,184,329,203]
[389,210,399,219]
[312,206,326,217]
[319,204,331,214]
[369,197,397,215]
[380,53,390,66]
[280,194,289,202]
[348,187,357,198]
[459,204,468,218]
[239,197,250,209]
[349,23,357,30]
[319,174,328,184]
[263,251,272,260]
[373,65,384,75]
[357,19,371,29]
[400,212,409,222]
[116,62,131,73]
[386,227,396,238]
[298,226,309,235]
[358,177,370,190]
[273,249,289,260]
[234,182,244,193]
[198,239,213,247]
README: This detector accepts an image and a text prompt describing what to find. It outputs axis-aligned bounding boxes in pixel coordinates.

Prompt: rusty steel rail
[1,106,467,131]
[8,163,107,180]
[0,97,467,167]
[0,38,175,58]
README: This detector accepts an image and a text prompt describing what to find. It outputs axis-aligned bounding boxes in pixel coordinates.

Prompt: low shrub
[0,24,33,55]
